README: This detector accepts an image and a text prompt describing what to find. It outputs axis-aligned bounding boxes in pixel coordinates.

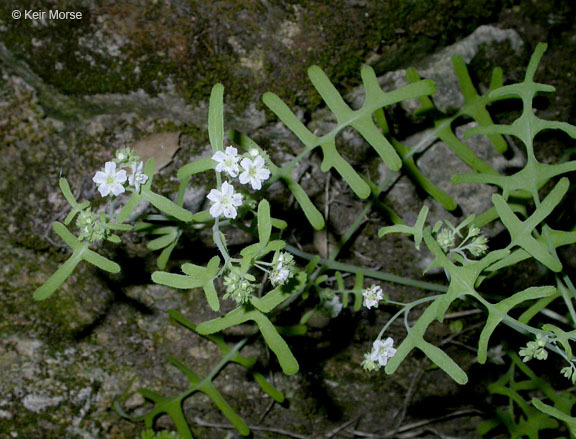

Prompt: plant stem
[285,244,447,293]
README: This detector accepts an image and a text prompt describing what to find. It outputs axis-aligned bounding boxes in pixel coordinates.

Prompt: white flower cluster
[208,146,271,220]
[362,285,384,309]
[92,148,148,197]
[270,253,295,286]
[361,337,397,371]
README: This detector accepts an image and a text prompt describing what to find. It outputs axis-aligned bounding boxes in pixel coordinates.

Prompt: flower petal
[116,170,127,183]
[221,182,234,195]
[231,193,243,206]
[207,189,222,202]
[223,205,237,219]
[111,183,125,196]
[257,168,270,180]
[93,171,107,184]
[250,177,262,190]
[225,146,238,157]
[98,184,111,197]
[240,157,252,170]
[239,171,250,185]
[253,156,265,168]
[210,203,224,218]
[212,151,226,162]
[104,161,116,175]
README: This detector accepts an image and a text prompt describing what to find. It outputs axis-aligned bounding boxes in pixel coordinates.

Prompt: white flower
[249,148,259,157]
[271,256,289,284]
[239,156,270,190]
[270,253,295,286]
[207,182,243,219]
[128,161,148,192]
[270,254,291,285]
[212,146,240,178]
[369,337,397,367]
[487,345,505,365]
[93,161,127,197]
[323,296,342,318]
[363,285,384,309]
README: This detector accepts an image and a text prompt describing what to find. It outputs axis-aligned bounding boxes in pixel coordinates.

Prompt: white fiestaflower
[207,182,243,219]
[370,337,397,366]
[129,161,148,192]
[212,146,240,178]
[93,161,127,197]
[239,155,270,190]
[362,285,384,309]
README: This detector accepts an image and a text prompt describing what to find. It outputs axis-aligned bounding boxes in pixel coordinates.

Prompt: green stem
[206,337,249,383]
[377,295,442,340]
[560,275,576,328]
[286,244,447,293]
[213,218,231,268]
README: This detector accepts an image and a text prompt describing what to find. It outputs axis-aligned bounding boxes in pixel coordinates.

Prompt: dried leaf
[132,132,181,173]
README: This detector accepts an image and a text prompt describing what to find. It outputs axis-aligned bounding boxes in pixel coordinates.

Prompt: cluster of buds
[561,364,576,384]
[519,333,548,362]
[92,148,148,197]
[208,146,271,220]
[436,228,455,251]
[76,209,107,243]
[465,227,489,257]
[435,223,489,259]
[223,267,256,305]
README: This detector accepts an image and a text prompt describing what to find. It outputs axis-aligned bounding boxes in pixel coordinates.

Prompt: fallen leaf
[132,132,181,174]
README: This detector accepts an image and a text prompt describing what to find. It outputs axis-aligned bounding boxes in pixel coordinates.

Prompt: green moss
[1,0,510,118]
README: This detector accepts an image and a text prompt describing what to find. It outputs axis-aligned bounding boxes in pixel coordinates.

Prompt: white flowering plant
[32,43,576,437]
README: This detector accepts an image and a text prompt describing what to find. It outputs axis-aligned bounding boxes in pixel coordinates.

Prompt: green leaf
[196,307,299,375]
[147,230,178,251]
[143,190,193,223]
[286,179,325,230]
[157,240,178,270]
[53,221,82,250]
[476,286,555,364]
[379,206,428,250]
[33,248,85,301]
[201,380,250,436]
[177,157,215,180]
[117,191,142,223]
[152,272,202,289]
[153,256,220,311]
[253,372,284,402]
[83,249,121,273]
[385,299,468,384]
[209,84,224,152]
[257,200,272,247]
[263,65,435,197]
[532,398,576,433]
[492,178,568,272]
[59,178,90,225]
[271,218,287,230]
